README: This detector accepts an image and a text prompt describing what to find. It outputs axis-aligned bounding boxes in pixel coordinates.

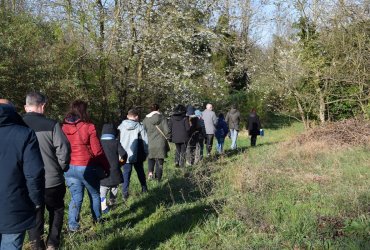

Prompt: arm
[53,123,71,172]
[88,124,110,173]
[184,117,191,132]
[161,118,171,138]
[23,131,45,207]
[117,141,127,160]
[140,125,149,156]
[212,113,218,126]
[168,117,172,141]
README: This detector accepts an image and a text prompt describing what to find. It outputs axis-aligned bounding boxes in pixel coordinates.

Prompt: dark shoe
[141,186,148,193]
[102,208,109,214]
[123,192,129,200]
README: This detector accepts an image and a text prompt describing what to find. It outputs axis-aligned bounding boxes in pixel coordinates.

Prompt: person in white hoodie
[118,109,148,199]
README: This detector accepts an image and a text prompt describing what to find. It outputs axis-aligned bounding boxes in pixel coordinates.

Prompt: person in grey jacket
[225,105,241,150]
[23,92,71,250]
[118,109,148,199]
[202,103,218,156]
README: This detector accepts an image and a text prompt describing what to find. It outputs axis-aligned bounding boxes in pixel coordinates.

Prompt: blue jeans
[216,137,225,153]
[65,165,101,230]
[230,129,238,149]
[0,232,25,250]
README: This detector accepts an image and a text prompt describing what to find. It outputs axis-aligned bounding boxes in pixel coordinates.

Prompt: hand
[104,170,110,177]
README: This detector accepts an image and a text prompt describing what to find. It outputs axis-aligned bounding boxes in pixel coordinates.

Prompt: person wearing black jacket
[100,124,127,213]
[0,100,44,250]
[169,105,190,167]
[247,108,261,147]
[23,92,71,250]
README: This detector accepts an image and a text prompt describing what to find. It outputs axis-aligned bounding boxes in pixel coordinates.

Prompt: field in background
[24,121,369,249]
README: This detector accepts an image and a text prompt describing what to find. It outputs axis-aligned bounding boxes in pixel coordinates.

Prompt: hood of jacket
[172,111,186,121]
[230,108,238,114]
[62,116,83,135]
[102,123,117,136]
[118,119,140,131]
[0,104,27,127]
[146,113,163,126]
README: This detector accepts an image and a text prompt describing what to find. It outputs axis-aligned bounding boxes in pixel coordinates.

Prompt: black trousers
[122,162,147,196]
[28,183,66,249]
[175,143,187,167]
[148,158,164,181]
[251,135,257,146]
[206,134,214,155]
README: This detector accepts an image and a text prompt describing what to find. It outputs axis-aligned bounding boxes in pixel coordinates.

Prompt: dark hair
[218,113,224,119]
[251,108,256,113]
[26,92,47,106]
[150,103,159,112]
[66,100,90,122]
[128,108,139,117]
[174,104,186,113]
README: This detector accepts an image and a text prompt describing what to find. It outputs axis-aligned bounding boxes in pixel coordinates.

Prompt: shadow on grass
[104,204,213,250]
[100,173,207,241]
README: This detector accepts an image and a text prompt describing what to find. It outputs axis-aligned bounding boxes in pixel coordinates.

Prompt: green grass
[26,122,369,249]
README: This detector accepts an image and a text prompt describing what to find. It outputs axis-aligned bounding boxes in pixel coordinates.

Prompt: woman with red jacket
[62,100,109,232]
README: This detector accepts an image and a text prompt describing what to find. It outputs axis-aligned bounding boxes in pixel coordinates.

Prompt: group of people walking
[0,93,262,250]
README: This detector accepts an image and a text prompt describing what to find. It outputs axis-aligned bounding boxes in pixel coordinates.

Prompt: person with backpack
[100,124,127,213]
[118,109,148,199]
[0,100,44,250]
[194,110,206,163]
[215,113,229,154]
[187,109,203,165]
[168,105,190,167]
[23,92,71,250]
[225,105,241,150]
[247,108,262,147]
[143,104,170,181]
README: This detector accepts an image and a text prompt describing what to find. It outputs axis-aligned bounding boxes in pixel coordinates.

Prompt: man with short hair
[225,104,241,150]
[118,109,148,199]
[23,92,71,250]
[0,99,44,250]
[202,103,218,156]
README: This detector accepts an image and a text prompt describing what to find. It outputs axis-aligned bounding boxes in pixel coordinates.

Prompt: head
[0,99,15,111]
[150,103,159,112]
[231,104,236,109]
[251,108,256,113]
[66,100,90,121]
[174,104,186,113]
[24,92,47,114]
[206,103,213,111]
[0,99,13,106]
[127,109,139,121]
[218,113,224,120]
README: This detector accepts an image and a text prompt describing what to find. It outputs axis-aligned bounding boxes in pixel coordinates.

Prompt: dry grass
[294,118,370,147]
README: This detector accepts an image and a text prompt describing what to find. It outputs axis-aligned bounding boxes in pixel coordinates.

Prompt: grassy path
[25,122,369,249]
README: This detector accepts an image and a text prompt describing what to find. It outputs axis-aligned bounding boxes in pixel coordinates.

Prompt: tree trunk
[317,87,325,124]
[294,91,308,129]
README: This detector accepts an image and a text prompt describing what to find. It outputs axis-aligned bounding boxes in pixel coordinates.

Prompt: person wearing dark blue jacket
[0,100,44,250]
[215,113,229,154]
